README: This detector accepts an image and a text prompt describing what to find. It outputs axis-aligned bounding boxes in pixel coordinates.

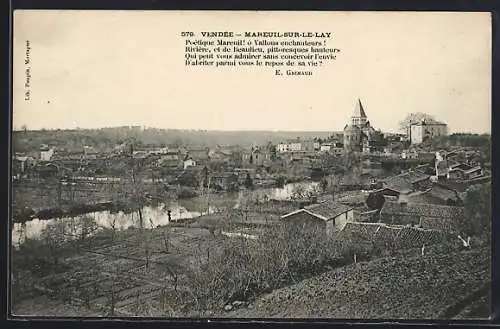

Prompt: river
[12,181,319,247]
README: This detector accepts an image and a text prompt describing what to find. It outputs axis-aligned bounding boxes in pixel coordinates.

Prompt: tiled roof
[383,171,430,193]
[420,217,457,233]
[339,222,444,249]
[339,222,381,239]
[396,226,444,248]
[374,224,402,246]
[427,186,460,201]
[406,186,460,205]
[381,201,465,219]
[213,172,236,179]
[305,200,353,220]
[280,200,352,221]
[436,176,491,192]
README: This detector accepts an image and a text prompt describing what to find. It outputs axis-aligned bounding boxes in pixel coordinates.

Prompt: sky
[13,11,491,134]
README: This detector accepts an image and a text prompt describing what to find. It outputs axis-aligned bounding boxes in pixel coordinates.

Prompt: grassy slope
[224,247,490,320]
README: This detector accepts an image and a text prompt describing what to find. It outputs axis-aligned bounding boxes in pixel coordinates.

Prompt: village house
[447,164,483,180]
[183,157,196,170]
[187,147,210,164]
[320,143,332,152]
[401,149,418,159]
[132,150,149,160]
[436,176,491,197]
[383,141,405,157]
[40,145,55,162]
[176,165,208,187]
[210,172,239,191]
[409,119,448,144]
[209,147,232,162]
[404,184,463,206]
[12,154,36,179]
[33,162,60,180]
[155,149,182,170]
[280,200,354,235]
[382,170,431,194]
[242,147,269,167]
[302,139,320,151]
[379,200,465,228]
[340,221,445,250]
[277,138,303,153]
[233,168,256,185]
[369,187,401,200]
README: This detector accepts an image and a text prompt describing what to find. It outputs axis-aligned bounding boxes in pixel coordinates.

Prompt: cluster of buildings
[275,99,449,158]
[278,145,489,248]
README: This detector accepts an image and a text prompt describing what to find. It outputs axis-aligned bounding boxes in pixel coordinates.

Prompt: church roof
[344,124,361,132]
[352,98,367,118]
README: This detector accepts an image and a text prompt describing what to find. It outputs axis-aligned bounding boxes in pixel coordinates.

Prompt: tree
[462,183,491,241]
[244,173,253,189]
[320,179,328,192]
[398,112,436,134]
[366,192,386,210]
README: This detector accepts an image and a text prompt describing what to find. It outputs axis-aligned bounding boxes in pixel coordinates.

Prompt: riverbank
[12,178,316,224]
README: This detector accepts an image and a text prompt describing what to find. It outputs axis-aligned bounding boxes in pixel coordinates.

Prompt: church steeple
[351,98,368,126]
[352,98,367,118]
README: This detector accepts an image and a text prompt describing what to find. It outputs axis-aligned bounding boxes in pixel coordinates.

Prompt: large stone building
[410,119,448,144]
[343,99,377,153]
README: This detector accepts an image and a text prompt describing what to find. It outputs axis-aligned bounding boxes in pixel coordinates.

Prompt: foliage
[177,186,199,199]
[185,225,371,313]
[289,184,321,201]
[398,112,436,133]
[244,173,253,189]
[462,183,491,240]
[366,193,385,210]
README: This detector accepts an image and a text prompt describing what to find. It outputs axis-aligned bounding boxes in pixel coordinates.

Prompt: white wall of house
[326,220,334,236]
[40,149,54,161]
[411,124,448,144]
[183,159,196,170]
[289,142,302,152]
[277,143,288,153]
[320,144,331,152]
[333,209,354,230]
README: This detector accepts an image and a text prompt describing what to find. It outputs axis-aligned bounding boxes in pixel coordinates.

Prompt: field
[223,247,490,319]
[12,224,228,317]
[11,189,491,320]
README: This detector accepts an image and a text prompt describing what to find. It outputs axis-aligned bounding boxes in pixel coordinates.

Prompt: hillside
[12,127,337,153]
[223,247,490,320]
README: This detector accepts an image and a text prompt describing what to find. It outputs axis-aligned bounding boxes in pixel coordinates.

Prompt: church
[343,99,377,153]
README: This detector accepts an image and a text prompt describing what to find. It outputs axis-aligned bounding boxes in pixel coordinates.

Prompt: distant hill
[12,127,339,153]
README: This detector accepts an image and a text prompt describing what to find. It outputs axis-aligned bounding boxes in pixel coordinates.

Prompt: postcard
[11,10,492,320]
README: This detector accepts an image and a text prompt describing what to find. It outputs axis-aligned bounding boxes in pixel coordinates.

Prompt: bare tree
[398,112,436,134]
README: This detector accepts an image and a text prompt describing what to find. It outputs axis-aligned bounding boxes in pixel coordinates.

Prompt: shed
[280,200,354,235]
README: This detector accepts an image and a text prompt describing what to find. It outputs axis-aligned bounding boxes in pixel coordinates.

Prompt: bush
[184,224,377,313]
[177,186,198,199]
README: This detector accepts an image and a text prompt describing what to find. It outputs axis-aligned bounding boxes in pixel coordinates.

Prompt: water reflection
[12,181,318,247]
